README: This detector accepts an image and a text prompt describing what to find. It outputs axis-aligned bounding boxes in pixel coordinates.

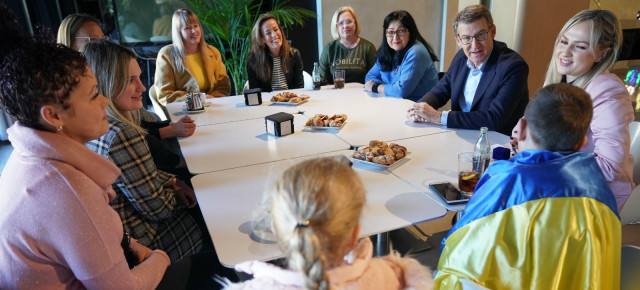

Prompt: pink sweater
[224,237,433,289]
[582,73,635,211]
[0,123,170,289]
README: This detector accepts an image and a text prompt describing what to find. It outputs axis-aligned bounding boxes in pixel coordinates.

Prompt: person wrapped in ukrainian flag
[435,83,621,289]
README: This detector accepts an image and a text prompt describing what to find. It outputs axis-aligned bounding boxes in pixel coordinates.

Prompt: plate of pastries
[304,114,347,130]
[270,92,310,105]
[352,140,408,169]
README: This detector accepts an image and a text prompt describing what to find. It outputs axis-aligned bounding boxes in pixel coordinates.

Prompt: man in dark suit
[407,5,529,135]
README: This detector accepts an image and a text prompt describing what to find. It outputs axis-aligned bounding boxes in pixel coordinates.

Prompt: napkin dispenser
[186,92,204,111]
[265,112,294,136]
[243,88,262,106]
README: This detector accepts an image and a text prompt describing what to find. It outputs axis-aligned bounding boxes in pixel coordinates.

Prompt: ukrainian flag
[435,150,621,289]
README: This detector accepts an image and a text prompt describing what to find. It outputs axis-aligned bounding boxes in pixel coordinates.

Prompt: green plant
[186,0,315,94]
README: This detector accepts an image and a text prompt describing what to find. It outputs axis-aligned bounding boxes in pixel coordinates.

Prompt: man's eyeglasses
[75,35,109,42]
[338,19,354,27]
[457,31,489,45]
[385,29,408,38]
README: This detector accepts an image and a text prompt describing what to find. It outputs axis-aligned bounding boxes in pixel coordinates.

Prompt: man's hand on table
[407,102,442,124]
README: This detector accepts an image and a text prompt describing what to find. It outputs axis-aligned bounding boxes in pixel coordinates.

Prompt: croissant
[372,154,395,165]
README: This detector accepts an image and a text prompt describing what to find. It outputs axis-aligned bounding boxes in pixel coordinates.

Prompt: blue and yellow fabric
[435,150,621,289]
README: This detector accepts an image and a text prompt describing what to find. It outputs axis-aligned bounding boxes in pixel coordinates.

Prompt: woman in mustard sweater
[151,8,231,106]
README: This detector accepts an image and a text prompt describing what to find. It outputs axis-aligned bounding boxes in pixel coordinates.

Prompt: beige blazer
[151,44,231,106]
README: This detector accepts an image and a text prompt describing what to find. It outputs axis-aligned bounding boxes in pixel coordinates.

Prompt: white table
[173,83,510,266]
[192,151,447,267]
[166,96,299,126]
[300,95,448,146]
[177,114,350,174]
[166,84,363,126]
[388,130,511,212]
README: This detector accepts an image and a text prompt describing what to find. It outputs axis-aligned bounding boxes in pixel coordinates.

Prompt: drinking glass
[458,152,485,198]
[333,70,345,89]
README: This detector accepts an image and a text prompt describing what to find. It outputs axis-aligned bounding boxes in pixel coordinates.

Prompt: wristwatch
[372,82,381,93]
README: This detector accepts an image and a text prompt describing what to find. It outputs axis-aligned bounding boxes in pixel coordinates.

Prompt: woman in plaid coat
[85,40,203,262]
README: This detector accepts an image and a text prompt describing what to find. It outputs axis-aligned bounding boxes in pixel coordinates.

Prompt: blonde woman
[84,40,203,262]
[151,8,230,106]
[223,157,433,289]
[542,9,634,210]
[247,13,304,92]
[56,13,106,52]
[318,6,376,84]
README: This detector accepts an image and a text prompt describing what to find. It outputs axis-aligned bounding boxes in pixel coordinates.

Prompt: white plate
[304,121,347,131]
[271,99,309,106]
[350,153,407,170]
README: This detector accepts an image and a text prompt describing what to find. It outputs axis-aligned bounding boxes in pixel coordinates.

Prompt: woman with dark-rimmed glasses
[364,10,439,101]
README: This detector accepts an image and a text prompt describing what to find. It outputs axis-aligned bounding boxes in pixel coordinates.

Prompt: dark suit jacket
[247,47,304,92]
[417,40,529,135]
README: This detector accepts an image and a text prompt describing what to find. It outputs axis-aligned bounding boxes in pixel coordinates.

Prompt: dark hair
[249,14,292,82]
[376,10,438,71]
[525,83,593,151]
[0,5,87,131]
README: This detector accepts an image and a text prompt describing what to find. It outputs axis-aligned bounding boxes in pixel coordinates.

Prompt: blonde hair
[330,6,361,40]
[83,40,145,133]
[57,13,99,49]
[544,9,621,89]
[267,157,365,289]
[170,8,208,74]
[249,14,292,82]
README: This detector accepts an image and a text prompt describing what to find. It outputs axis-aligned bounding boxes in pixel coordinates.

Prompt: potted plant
[187,0,315,94]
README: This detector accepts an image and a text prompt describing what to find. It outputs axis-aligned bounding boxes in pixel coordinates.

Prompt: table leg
[374,232,390,256]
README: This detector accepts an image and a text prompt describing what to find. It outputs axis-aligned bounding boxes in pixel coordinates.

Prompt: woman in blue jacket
[365,10,439,101]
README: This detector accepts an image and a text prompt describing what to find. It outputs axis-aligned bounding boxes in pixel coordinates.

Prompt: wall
[318,0,443,67]
[518,0,591,92]
[590,0,640,75]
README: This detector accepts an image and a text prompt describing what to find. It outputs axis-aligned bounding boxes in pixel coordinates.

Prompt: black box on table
[265,112,294,136]
[243,88,262,106]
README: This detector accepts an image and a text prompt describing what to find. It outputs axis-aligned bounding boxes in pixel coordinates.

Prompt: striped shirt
[271,56,288,91]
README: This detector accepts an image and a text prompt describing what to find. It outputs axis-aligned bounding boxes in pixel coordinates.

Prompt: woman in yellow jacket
[151,8,230,106]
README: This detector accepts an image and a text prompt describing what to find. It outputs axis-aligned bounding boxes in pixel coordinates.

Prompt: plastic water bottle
[312,62,321,90]
[473,127,491,174]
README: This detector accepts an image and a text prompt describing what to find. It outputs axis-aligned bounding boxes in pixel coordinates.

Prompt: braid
[289,227,329,290]
[268,157,366,289]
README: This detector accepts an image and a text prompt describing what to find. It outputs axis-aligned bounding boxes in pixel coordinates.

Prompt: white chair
[621,245,640,290]
[149,89,169,121]
[620,121,640,224]
[303,71,312,89]
[244,71,312,91]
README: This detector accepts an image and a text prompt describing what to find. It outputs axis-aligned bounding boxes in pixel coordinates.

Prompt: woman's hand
[364,80,375,92]
[407,102,441,123]
[173,178,197,208]
[130,238,154,264]
[160,115,196,138]
[363,80,384,93]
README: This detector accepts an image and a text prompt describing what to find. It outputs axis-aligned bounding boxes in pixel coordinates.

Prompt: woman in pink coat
[221,157,433,289]
[544,9,634,211]
[0,10,169,288]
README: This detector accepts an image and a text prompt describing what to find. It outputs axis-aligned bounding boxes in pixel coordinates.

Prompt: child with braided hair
[222,157,433,289]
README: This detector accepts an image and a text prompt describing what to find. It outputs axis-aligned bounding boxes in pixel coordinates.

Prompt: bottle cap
[493,146,510,161]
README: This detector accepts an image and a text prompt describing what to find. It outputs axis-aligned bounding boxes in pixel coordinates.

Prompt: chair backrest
[621,245,640,290]
[149,88,169,121]
[629,121,640,185]
[303,71,312,89]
